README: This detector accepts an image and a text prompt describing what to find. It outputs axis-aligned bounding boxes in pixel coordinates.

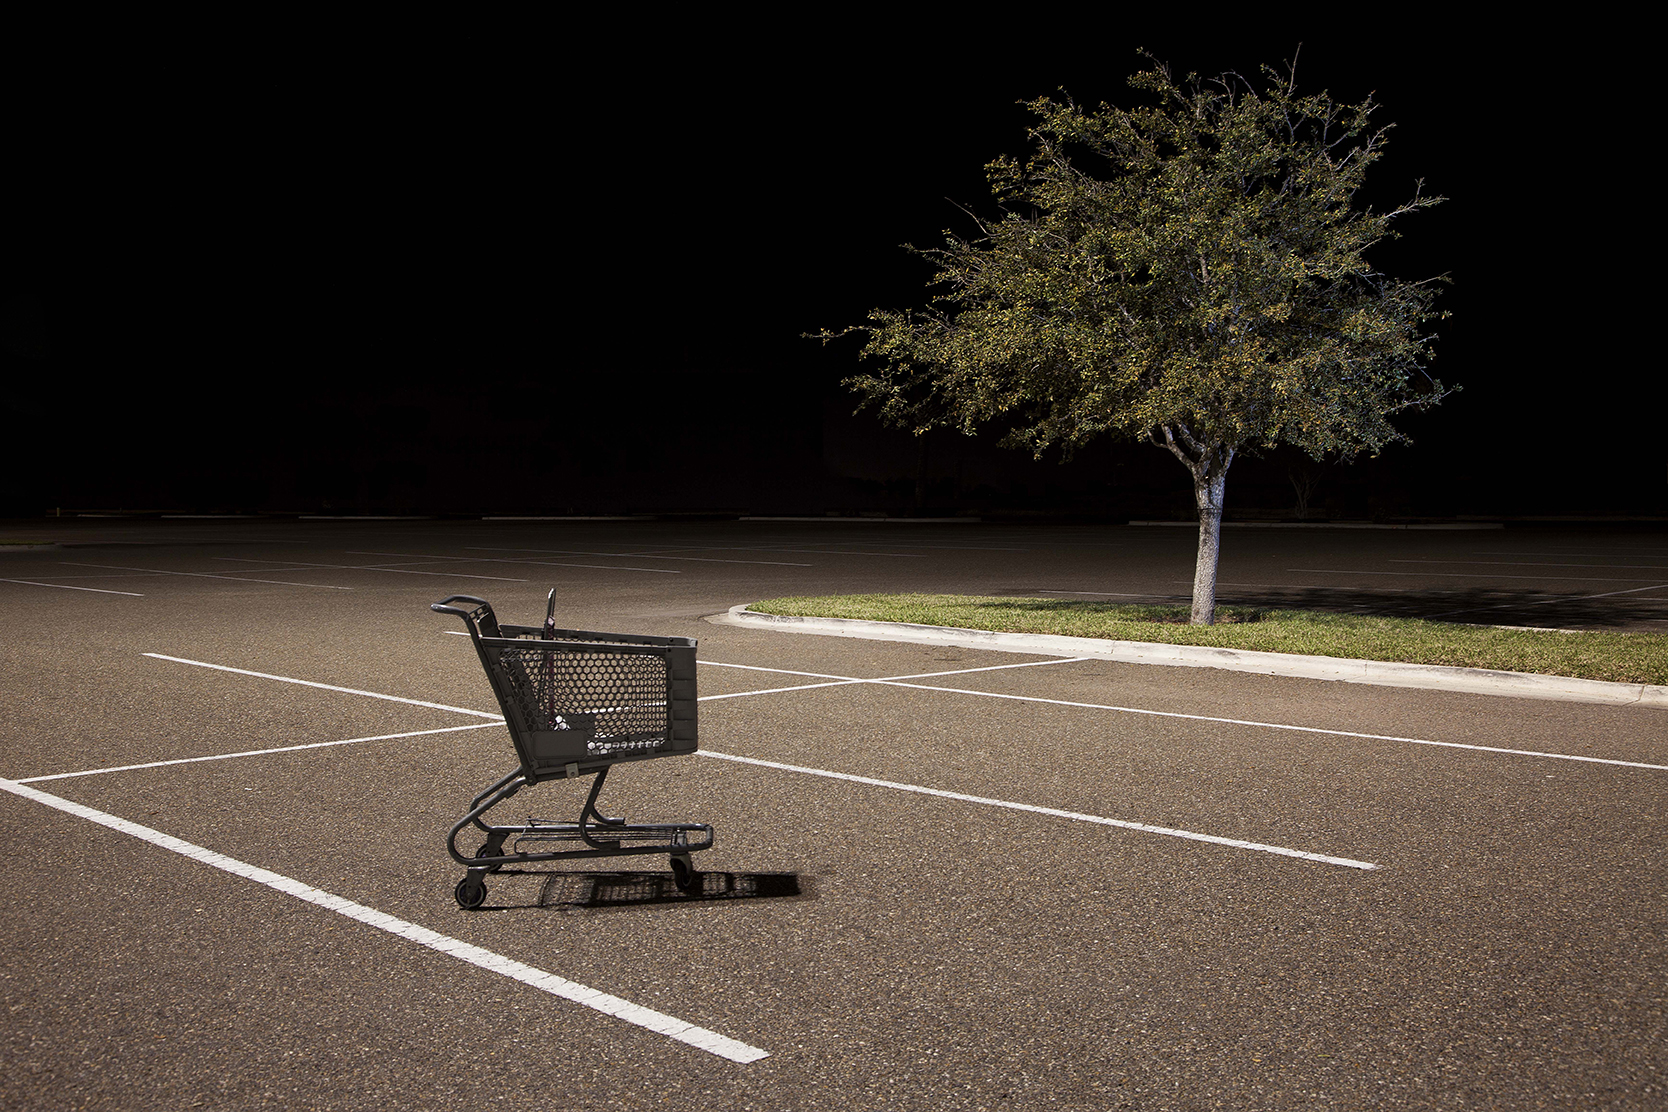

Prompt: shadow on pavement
[1217,585,1668,631]
[468,868,808,913]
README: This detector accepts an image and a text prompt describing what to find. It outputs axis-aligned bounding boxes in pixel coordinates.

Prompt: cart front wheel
[455,877,487,910]
[669,855,698,893]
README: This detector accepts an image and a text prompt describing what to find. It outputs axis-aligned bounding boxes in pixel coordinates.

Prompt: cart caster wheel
[669,855,698,893]
[474,845,504,873]
[455,877,487,910]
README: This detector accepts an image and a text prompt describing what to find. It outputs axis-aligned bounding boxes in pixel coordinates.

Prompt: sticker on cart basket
[591,731,663,755]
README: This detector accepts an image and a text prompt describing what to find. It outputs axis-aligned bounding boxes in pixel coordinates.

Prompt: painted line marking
[213,557,528,583]
[697,661,1668,772]
[0,578,146,596]
[695,657,1092,701]
[1427,581,1668,620]
[1214,581,1426,594]
[123,653,1663,878]
[1394,559,1668,571]
[141,654,502,718]
[878,680,1668,770]
[1036,589,1189,599]
[813,541,1032,552]
[697,751,1378,870]
[346,550,682,575]
[14,723,501,783]
[150,652,1668,774]
[130,655,1373,868]
[1289,567,1668,584]
[534,563,682,574]
[60,562,353,590]
[702,657,1090,682]
[694,660,861,680]
[595,543,929,559]
[0,778,768,1064]
[1476,549,1668,560]
[461,546,815,568]
[752,548,930,558]
[700,680,876,701]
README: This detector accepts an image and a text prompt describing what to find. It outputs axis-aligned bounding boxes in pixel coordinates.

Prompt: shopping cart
[432,592,712,909]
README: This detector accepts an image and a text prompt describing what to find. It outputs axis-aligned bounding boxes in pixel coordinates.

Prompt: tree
[823,54,1451,624]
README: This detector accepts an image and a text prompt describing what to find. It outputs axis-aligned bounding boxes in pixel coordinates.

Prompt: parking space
[2,520,1665,1109]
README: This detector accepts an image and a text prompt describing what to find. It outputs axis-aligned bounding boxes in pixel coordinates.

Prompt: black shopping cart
[432,592,712,909]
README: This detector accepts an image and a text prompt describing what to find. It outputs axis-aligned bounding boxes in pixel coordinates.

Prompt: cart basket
[432,593,712,908]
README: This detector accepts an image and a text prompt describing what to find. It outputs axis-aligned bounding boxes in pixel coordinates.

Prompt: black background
[5,15,1659,520]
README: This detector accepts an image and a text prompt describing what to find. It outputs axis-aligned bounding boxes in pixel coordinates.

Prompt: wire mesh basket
[431,592,712,908]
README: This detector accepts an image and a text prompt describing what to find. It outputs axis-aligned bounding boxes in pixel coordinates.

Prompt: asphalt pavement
[2,519,1663,1110]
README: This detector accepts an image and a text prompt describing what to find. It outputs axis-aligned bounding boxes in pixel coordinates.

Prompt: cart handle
[431,595,503,639]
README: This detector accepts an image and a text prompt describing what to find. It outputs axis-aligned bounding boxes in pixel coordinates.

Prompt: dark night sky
[5,17,1659,518]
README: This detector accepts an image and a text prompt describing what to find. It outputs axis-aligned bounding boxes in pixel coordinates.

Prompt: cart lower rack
[433,593,712,909]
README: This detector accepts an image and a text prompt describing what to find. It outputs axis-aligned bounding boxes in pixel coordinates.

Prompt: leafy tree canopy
[820,53,1452,623]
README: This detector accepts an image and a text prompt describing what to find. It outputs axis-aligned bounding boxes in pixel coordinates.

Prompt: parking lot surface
[2,519,1664,1110]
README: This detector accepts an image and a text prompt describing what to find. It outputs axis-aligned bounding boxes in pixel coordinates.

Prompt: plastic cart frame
[432,593,712,909]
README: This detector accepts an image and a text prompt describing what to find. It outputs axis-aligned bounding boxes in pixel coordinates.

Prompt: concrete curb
[713,605,1668,709]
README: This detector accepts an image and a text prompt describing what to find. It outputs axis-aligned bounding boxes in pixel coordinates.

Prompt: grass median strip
[747,595,1668,687]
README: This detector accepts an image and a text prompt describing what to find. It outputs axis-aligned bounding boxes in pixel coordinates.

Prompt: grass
[746,594,1668,687]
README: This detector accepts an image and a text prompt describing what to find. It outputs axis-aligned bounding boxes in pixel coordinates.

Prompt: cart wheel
[474,845,504,873]
[669,855,698,893]
[455,877,487,910]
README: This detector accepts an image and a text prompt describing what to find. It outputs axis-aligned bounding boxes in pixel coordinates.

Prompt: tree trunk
[1156,424,1235,626]
[1191,468,1227,625]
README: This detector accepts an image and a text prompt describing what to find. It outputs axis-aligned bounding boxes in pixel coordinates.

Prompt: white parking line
[700,680,874,702]
[625,543,929,558]
[880,679,1668,770]
[1214,581,1424,594]
[1036,589,1187,599]
[150,652,1668,775]
[213,557,528,582]
[1476,550,1668,559]
[0,777,768,1064]
[822,541,1033,552]
[462,546,815,568]
[347,550,683,574]
[13,723,501,783]
[697,661,1668,772]
[133,654,1378,868]
[535,563,683,574]
[1393,559,1668,571]
[142,654,503,718]
[0,578,145,596]
[698,751,1378,870]
[1290,567,1668,583]
[704,657,1091,682]
[1427,581,1668,620]
[694,657,1091,701]
[61,562,354,590]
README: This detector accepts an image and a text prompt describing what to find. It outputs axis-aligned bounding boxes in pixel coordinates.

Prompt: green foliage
[825,54,1451,466]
